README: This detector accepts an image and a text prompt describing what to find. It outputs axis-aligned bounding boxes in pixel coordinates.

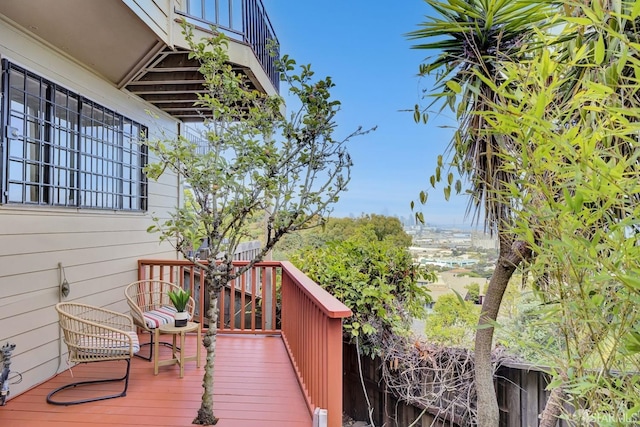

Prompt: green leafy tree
[481,2,640,423]
[145,24,371,425]
[273,214,412,260]
[365,214,413,247]
[291,235,433,357]
[463,282,480,304]
[497,292,563,365]
[407,1,555,424]
[424,293,480,348]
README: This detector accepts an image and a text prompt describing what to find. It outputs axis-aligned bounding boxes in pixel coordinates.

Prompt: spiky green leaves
[409,0,557,229]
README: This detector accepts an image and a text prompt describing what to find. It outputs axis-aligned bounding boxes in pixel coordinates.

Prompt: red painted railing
[137,259,351,427]
[279,261,352,427]
[138,259,279,332]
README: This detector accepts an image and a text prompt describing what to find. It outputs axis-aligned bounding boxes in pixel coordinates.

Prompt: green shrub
[424,293,479,348]
[291,236,433,356]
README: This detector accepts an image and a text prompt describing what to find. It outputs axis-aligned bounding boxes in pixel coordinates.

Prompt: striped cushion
[77,331,140,356]
[143,305,178,329]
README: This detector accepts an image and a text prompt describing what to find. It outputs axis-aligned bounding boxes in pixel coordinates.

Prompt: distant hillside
[421,269,487,301]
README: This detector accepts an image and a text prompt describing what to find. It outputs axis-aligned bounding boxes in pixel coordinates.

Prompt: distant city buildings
[405,224,497,252]
[406,224,496,302]
[418,257,479,268]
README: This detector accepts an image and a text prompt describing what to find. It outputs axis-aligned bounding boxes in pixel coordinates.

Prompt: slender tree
[483,2,640,424]
[145,24,371,425]
[407,1,555,425]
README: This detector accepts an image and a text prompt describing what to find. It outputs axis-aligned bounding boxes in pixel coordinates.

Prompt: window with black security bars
[1,60,147,211]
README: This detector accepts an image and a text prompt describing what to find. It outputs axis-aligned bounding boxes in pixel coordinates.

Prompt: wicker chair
[47,302,140,405]
[124,280,195,361]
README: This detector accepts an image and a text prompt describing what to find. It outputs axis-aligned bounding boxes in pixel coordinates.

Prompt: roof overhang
[0,1,279,122]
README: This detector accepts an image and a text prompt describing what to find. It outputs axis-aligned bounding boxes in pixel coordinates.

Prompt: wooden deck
[0,334,312,427]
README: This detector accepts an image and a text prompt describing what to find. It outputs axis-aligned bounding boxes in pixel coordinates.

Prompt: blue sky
[263,1,472,227]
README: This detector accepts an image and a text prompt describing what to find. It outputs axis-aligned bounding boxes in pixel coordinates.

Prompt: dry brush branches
[381,335,517,426]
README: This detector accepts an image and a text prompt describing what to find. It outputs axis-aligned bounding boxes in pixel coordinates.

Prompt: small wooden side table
[154,321,201,378]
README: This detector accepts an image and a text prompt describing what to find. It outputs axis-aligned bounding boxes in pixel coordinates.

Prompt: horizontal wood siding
[0,20,181,398]
[124,0,172,45]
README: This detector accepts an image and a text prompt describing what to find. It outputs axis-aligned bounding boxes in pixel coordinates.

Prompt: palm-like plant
[409,0,554,228]
[407,1,556,425]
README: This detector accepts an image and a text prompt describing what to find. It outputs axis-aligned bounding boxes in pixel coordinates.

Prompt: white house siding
[0,17,182,397]
[124,0,173,46]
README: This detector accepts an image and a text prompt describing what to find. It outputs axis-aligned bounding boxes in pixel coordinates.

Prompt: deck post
[326,317,344,427]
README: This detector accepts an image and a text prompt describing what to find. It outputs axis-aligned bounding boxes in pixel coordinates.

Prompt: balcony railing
[137,258,351,427]
[177,0,280,91]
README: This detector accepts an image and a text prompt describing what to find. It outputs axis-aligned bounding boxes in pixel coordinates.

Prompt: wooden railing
[138,259,279,331]
[279,261,353,427]
[137,258,351,427]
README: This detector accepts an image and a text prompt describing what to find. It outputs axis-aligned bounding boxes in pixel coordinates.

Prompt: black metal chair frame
[46,359,132,406]
[135,330,180,362]
[47,302,139,406]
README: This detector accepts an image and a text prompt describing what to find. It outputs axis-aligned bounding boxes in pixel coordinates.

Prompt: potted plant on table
[168,288,191,327]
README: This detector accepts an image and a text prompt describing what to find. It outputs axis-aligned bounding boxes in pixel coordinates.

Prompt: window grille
[1,60,147,211]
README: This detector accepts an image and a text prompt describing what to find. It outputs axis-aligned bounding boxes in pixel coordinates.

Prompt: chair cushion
[143,305,178,329]
[77,331,140,356]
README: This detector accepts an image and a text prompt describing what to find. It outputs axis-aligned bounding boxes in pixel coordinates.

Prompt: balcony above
[0,0,279,122]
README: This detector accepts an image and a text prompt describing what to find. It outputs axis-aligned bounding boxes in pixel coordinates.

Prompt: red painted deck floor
[0,334,312,427]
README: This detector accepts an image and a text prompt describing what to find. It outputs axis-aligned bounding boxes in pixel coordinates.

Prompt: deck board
[0,334,311,427]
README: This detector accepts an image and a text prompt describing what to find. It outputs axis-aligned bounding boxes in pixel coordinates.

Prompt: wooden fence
[343,343,457,427]
[343,344,572,427]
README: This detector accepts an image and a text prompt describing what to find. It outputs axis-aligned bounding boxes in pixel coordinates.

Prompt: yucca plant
[408,1,557,425]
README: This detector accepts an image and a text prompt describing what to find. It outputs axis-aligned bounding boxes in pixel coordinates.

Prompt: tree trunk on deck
[193,290,220,425]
